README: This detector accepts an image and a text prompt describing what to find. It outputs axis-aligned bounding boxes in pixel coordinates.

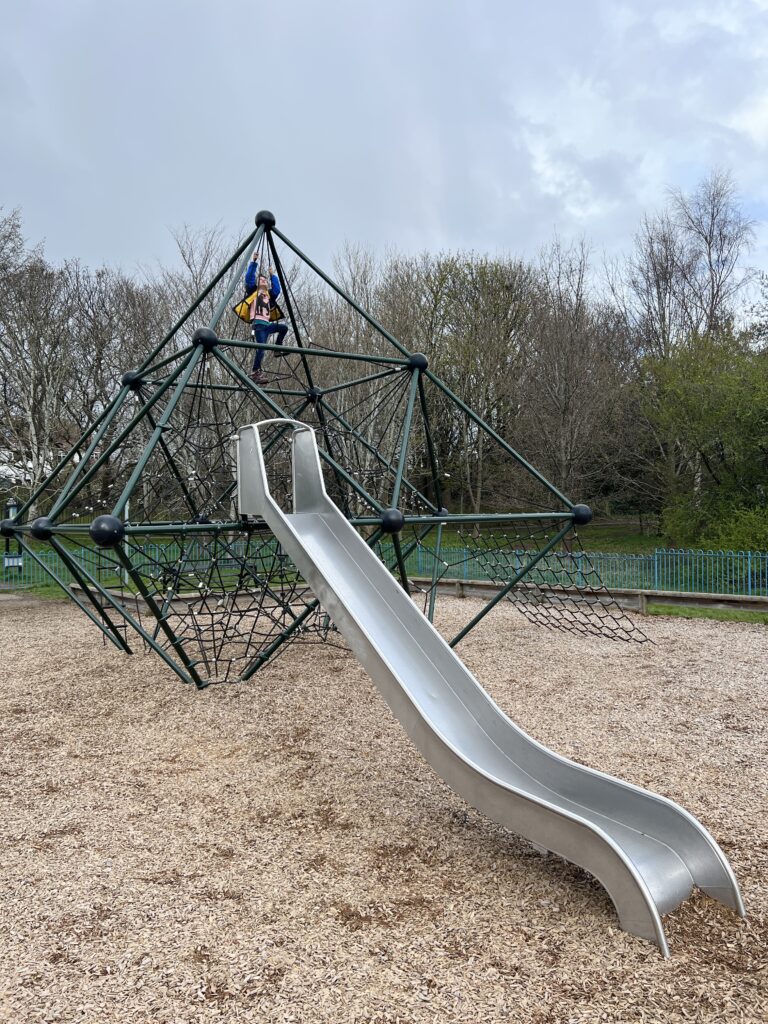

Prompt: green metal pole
[47,537,134,653]
[428,520,444,622]
[17,511,573,539]
[182,381,308,396]
[208,224,265,331]
[266,232,316,384]
[417,374,444,512]
[318,366,399,396]
[16,385,132,521]
[217,338,407,365]
[14,524,95,535]
[137,344,194,378]
[123,521,242,536]
[378,523,436,610]
[425,369,574,510]
[391,369,420,508]
[313,395,439,514]
[16,537,131,652]
[264,238,353,509]
[272,227,411,357]
[112,545,205,687]
[52,538,201,686]
[214,347,384,513]
[351,512,574,526]
[391,533,410,592]
[143,406,199,519]
[135,226,261,374]
[449,521,573,647]
[266,237,354,507]
[52,387,133,511]
[111,346,204,517]
[48,355,194,522]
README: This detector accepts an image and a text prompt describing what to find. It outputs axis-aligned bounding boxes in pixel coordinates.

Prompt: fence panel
[3,544,768,598]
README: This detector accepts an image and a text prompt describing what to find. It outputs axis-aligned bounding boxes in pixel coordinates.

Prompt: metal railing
[2,544,768,598]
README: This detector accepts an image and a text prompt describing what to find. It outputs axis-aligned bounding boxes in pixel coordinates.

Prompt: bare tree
[668,169,754,335]
[615,169,754,358]
[516,239,633,502]
[609,170,756,521]
[617,211,690,359]
[0,252,76,503]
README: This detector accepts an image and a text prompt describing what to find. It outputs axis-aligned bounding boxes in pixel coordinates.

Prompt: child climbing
[245,255,288,384]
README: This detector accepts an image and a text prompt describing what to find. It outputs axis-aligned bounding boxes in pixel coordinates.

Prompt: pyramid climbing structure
[1,211,647,687]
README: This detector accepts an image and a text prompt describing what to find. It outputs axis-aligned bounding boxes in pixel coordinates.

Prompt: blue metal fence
[2,544,767,597]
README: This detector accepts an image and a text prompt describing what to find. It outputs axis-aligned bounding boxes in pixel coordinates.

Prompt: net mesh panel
[121,529,345,682]
[25,229,649,687]
[455,522,646,641]
[372,520,647,643]
[66,426,348,684]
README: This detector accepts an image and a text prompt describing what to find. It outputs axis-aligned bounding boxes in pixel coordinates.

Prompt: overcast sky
[2,0,767,276]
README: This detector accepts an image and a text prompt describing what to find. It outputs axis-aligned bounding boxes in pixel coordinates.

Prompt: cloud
[1,0,766,273]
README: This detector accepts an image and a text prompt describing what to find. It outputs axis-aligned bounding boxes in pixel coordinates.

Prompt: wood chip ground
[0,595,765,1023]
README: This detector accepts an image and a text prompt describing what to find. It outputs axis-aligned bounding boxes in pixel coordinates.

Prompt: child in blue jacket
[245,255,288,383]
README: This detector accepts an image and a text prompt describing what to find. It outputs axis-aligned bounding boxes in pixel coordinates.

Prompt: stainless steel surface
[236,419,745,957]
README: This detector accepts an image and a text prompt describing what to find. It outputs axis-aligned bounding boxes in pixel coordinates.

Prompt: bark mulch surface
[0,596,765,1023]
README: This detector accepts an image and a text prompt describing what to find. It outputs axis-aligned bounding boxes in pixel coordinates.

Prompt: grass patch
[409,520,664,557]
[0,581,72,601]
[647,603,768,625]
[572,525,664,554]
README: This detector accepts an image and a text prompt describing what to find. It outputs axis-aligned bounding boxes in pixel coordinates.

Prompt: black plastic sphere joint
[380,508,405,534]
[408,352,429,372]
[255,210,276,228]
[0,519,16,538]
[30,517,55,540]
[307,386,323,403]
[192,327,219,351]
[572,503,593,526]
[121,370,144,390]
[89,514,126,548]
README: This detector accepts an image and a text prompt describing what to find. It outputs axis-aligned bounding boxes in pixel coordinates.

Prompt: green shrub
[662,499,768,552]
[700,506,768,552]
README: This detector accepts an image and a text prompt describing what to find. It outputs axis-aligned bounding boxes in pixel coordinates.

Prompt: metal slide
[236,419,744,956]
